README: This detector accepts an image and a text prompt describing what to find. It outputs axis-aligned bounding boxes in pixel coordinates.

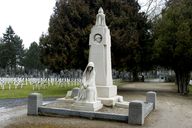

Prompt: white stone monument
[72,62,103,111]
[88,7,123,106]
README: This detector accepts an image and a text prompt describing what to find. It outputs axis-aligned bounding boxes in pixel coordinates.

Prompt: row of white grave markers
[0,69,132,91]
[0,78,26,90]
[28,78,82,90]
[0,77,82,91]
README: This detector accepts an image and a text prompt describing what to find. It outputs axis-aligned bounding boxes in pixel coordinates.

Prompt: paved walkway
[0,98,27,109]
[0,97,57,109]
[0,106,26,128]
[118,82,177,92]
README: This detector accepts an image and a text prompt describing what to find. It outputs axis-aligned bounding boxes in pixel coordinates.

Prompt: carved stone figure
[77,62,97,102]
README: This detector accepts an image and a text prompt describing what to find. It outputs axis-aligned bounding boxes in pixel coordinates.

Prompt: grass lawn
[0,80,125,99]
[189,85,192,94]
[0,83,79,99]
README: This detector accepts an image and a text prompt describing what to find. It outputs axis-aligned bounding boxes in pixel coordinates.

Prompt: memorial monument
[88,7,122,106]
[27,7,156,125]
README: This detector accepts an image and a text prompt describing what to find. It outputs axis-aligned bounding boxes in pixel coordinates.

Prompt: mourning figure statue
[77,62,97,102]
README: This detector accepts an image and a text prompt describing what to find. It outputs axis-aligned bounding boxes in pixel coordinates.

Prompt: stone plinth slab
[128,100,144,125]
[71,87,80,98]
[28,93,42,115]
[71,101,103,112]
[65,91,72,98]
[146,91,156,109]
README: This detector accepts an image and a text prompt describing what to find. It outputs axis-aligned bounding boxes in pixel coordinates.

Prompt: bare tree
[138,0,168,19]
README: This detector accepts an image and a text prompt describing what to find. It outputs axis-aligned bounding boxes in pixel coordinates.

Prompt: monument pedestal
[98,96,123,106]
[96,85,117,98]
[71,101,103,112]
[96,85,123,106]
[87,8,124,106]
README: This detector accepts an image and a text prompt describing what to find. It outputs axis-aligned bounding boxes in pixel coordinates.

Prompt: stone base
[128,100,144,125]
[115,101,130,109]
[98,95,123,106]
[146,91,156,109]
[28,93,43,115]
[71,101,103,112]
[96,85,117,98]
[57,98,75,103]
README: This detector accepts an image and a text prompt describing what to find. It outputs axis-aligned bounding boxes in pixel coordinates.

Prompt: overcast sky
[0,0,151,48]
[0,0,55,48]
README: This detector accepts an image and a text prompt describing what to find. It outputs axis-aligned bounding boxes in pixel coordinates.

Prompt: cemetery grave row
[0,69,133,91]
[0,77,82,91]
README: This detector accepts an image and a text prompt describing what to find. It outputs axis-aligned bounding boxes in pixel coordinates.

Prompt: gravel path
[0,97,57,128]
[0,98,28,109]
[1,82,192,128]
[0,97,58,109]
[0,106,26,128]
[118,82,177,92]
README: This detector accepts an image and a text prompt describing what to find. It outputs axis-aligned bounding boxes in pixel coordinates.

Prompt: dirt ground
[1,82,192,128]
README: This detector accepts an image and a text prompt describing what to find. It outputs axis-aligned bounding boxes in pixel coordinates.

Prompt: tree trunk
[132,71,139,82]
[174,70,190,95]
[175,72,180,93]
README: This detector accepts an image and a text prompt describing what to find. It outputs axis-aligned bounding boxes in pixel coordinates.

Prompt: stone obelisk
[88,7,122,106]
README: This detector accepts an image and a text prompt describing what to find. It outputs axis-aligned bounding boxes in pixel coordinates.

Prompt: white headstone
[88,7,117,99]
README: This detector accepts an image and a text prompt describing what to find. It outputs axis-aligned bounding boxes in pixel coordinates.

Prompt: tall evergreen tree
[2,26,15,70]
[40,0,153,78]
[0,43,7,69]
[14,35,24,66]
[1,26,24,73]
[153,0,192,94]
[23,42,44,73]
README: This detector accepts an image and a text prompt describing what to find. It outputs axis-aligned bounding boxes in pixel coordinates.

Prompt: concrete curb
[39,107,128,122]
[27,91,156,125]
